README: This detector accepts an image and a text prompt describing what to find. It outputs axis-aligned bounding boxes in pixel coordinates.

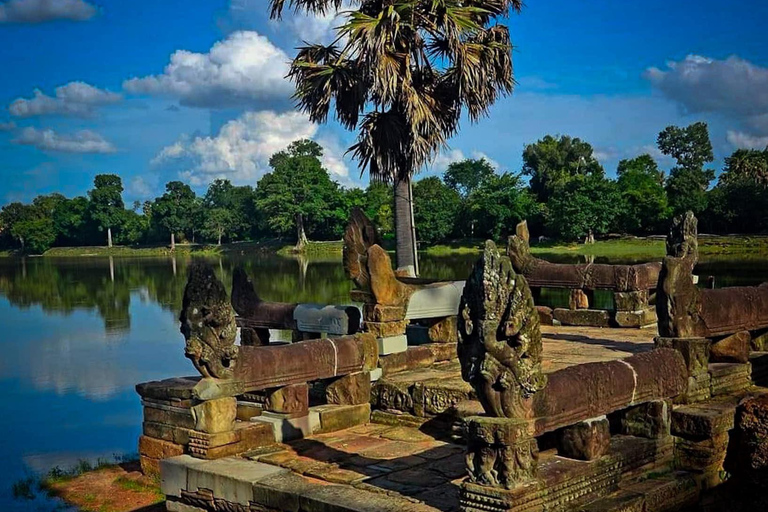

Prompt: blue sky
[1,0,768,204]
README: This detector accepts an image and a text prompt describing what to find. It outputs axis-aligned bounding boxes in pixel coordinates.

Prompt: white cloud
[0,120,15,131]
[127,176,155,200]
[124,31,293,109]
[14,127,116,153]
[9,81,121,118]
[0,0,97,23]
[428,148,502,174]
[152,110,349,186]
[284,2,352,42]
[726,131,768,150]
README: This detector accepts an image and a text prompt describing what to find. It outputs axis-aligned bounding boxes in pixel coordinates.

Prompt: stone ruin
[508,220,661,328]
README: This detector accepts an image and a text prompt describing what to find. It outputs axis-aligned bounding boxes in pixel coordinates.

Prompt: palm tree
[270,0,521,275]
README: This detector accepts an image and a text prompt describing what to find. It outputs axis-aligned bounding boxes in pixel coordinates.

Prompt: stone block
[623,472,699,512]
[161,455,208,498]
[553,308,611,327]
[614,290,650,312]
[192,378,245,401]
[378,345,436,375]
[136,377,200,401]
[734,394,768,470]
[140,455,160,478]
[266,383,309,415]
[369,368,382,382]
[620,401,670,439]
[143,421,191,445]
[236,401,262,421]
[675,432,729,472]
[711,331,751,363]
[188,422,275,460]
[143,402,196,430]
[427,315,458,343]
[536,306,554,326]
[405,281,464,319]
[614,308,657,328]
[412,378,474,417]
[366,320,407,338]
[752,329,768,351]
[362,304,406,323]
[139,435,184,460]
[376,335,408,355]
[371,380,413,414]
[316,403,371,433]
[293,304,361,336]
[578,491,645,512]
[569,289,590,310]
[166,498,207,512]
[655,337,710,376]
[426,342,456,362]
[675,372,712,405]
[325,372,370,405]
[671,403,735,439]
[252,411,320,443]
[191,397,237,434]
[186,457,289,506]
[556,416,610,461]
[709,362,751,396]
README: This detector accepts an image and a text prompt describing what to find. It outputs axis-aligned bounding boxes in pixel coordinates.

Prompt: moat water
[1,252,768,511]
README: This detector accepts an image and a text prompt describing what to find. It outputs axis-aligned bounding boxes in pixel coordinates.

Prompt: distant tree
[615,155,670,234]
[152,181,197,249]
[116,209,147,245]
[546,175,622,241]
[1,202,35,250]
[413,177,461,244]
[522,135,604,202]
[88,174,125,248]
[203,179,258,240]
[466,172,540,240]
[658,122,715,215]
[11,217,56,254]
[444,158,495,198]
[363,182,394,237]
[204,208,234,245]
[52,196,90,245]
[255,140,346,240]
[719,148,768,187]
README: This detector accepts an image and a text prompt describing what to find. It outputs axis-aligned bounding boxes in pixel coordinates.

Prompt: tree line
[1,123,767,255]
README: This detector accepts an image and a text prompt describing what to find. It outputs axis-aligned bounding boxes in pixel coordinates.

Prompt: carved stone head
[343,207,382,290]
[458,241,546,419]
[180,262,239,379]
[507,221,534,274]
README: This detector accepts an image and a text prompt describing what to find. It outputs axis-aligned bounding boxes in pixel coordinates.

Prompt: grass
[277,240,345,256]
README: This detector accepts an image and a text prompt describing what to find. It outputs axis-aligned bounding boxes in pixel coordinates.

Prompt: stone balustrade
[508,221,661,328]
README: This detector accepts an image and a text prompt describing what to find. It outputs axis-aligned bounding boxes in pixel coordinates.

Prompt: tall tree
[444,158,495,198]
[466,172,539,240]
[615,155,670,234]
[204,208,234,245]
[271,0,522,275]
[203,179,258,240]
[255,140,346,240]
[413,177,461,244]
[88,174,125,248]
[719,148,768,187]
[152,181,196,250]
[657,122,715,215]
[545,175,621,241]
[522,135,604,202]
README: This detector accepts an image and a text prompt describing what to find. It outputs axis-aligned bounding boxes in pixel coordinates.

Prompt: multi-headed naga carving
[180,262,239,379]
[458,240,547,420]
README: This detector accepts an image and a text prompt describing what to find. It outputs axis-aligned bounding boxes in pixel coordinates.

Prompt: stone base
[460,435,674,512]
[614,308,657,329]
[553,308,612,327]
[556,417,610,461]
[188,422,275,460]
[711,331,750,363]
[376,335,408,355]
[709,362,751,397]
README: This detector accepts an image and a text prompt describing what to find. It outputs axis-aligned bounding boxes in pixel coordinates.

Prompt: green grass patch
[114,476,164,501]
[278,240,345,256]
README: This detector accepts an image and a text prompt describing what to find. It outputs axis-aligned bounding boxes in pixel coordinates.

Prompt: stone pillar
[465,417,538,490]
[556,416,610,460]
[655,337,711,404]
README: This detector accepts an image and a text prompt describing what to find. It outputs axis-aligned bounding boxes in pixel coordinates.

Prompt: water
[1,252,767,510]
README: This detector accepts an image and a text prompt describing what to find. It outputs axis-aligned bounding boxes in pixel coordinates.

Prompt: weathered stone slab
[553,308,612,327]
[315,403,371,433]
[363,304,406,323]
[192,378,246,401]
[711,331,750,364]
[709,362,751,397]
[427,315,458,343]
[671,403,735,439]
[236,401,262,421]
[293,303,361,336]
[136,377,200,401]
[188,422,276,459]
[405,281,464,319]
[325,371,371,405]
[252,411,320,443]
[557,416,611,461]
[191,397,237,434]
[265,383,309,416]
[752,329,768,351]
[378,345,436,375]
[367,320,408,338]
[139,435,184,460]
[377,335,408,355]
[412,377,474,417]
[615,308,657,328]
[675,372,711,405]
[161,455,209,498]
[371,380,414,414]
[143,403,196,430]
[536,305,554,326]
[184,457,289,506]
[143,421,191,446]
[614,290,650,312]
[621,472,699,512]
[674,432,729,473]
[655,337,710,375]
[620,401,671,439]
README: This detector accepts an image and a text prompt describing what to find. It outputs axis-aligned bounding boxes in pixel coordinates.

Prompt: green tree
[615,155,670,234]
[255,140,346,240]
[364,182,394,237]
[545,175,622,241]
[273,0,522,275]
[466,173,540,240]
[719,148,768,187]
[1,202,36,250]
[11,217,56,254]
[522,135,604,202]
[52,196,90,245]
[152,181,197,249]
[203,179,258,240]
[444,158,495,198]
[657,122,715,216]
[204,208,234,245]
[88,174,125,248]
[412,177,461,244]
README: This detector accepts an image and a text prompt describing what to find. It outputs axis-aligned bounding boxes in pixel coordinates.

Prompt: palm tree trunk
[107,227,113,248]
[394,176,419,276]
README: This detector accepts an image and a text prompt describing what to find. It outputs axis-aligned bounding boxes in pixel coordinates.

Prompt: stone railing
[136,263,377,476]
[344,208,462,375]
[508,221,661,328]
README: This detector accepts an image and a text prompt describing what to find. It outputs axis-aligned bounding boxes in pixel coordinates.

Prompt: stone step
[577,471,699,512]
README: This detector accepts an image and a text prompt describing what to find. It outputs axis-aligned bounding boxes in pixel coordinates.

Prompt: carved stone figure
[458,240,546,420]
[465,417,539,490]
[343,207,383,291]
[179,262,239,379]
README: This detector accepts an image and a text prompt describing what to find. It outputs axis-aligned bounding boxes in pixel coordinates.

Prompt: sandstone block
[293,304,361,336]
[734,394,768,470]
[620,401,670,439]
[371,380,413,413]
[143,421,191,445]
[426,342,456,362]
[553,308,611,327]
[709,362,752,396]
[236,401,262,421]
[139,435,184,460]
[711,331,751,363]
[266,383,309,415]
[316,403,371,433]
[143,403,196,430]
[752,329,768,351]
[363,304,406,323]
[615,308,657,328]
[186,458,289,506]
[136,377,199,401]
[366,320,408,338]
[655,337,710,375]
[536,306,554,326]
[569,289,590,310]
[672,403,735,439]
[191,397,237,434]
[252,411,319,443]
[378,345,436,375]
[413,378,474,417]
[556,416,610,461]
[325,371,371,405]
[375,334,408,355]
[614,290,650,311]
[140,455,161,478]
[427,315,458,343]
[405,281,464,319]
[674,372,712,405]
[675,432,729,472]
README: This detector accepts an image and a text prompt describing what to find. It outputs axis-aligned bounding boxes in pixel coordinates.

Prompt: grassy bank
[277,240,345,256]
